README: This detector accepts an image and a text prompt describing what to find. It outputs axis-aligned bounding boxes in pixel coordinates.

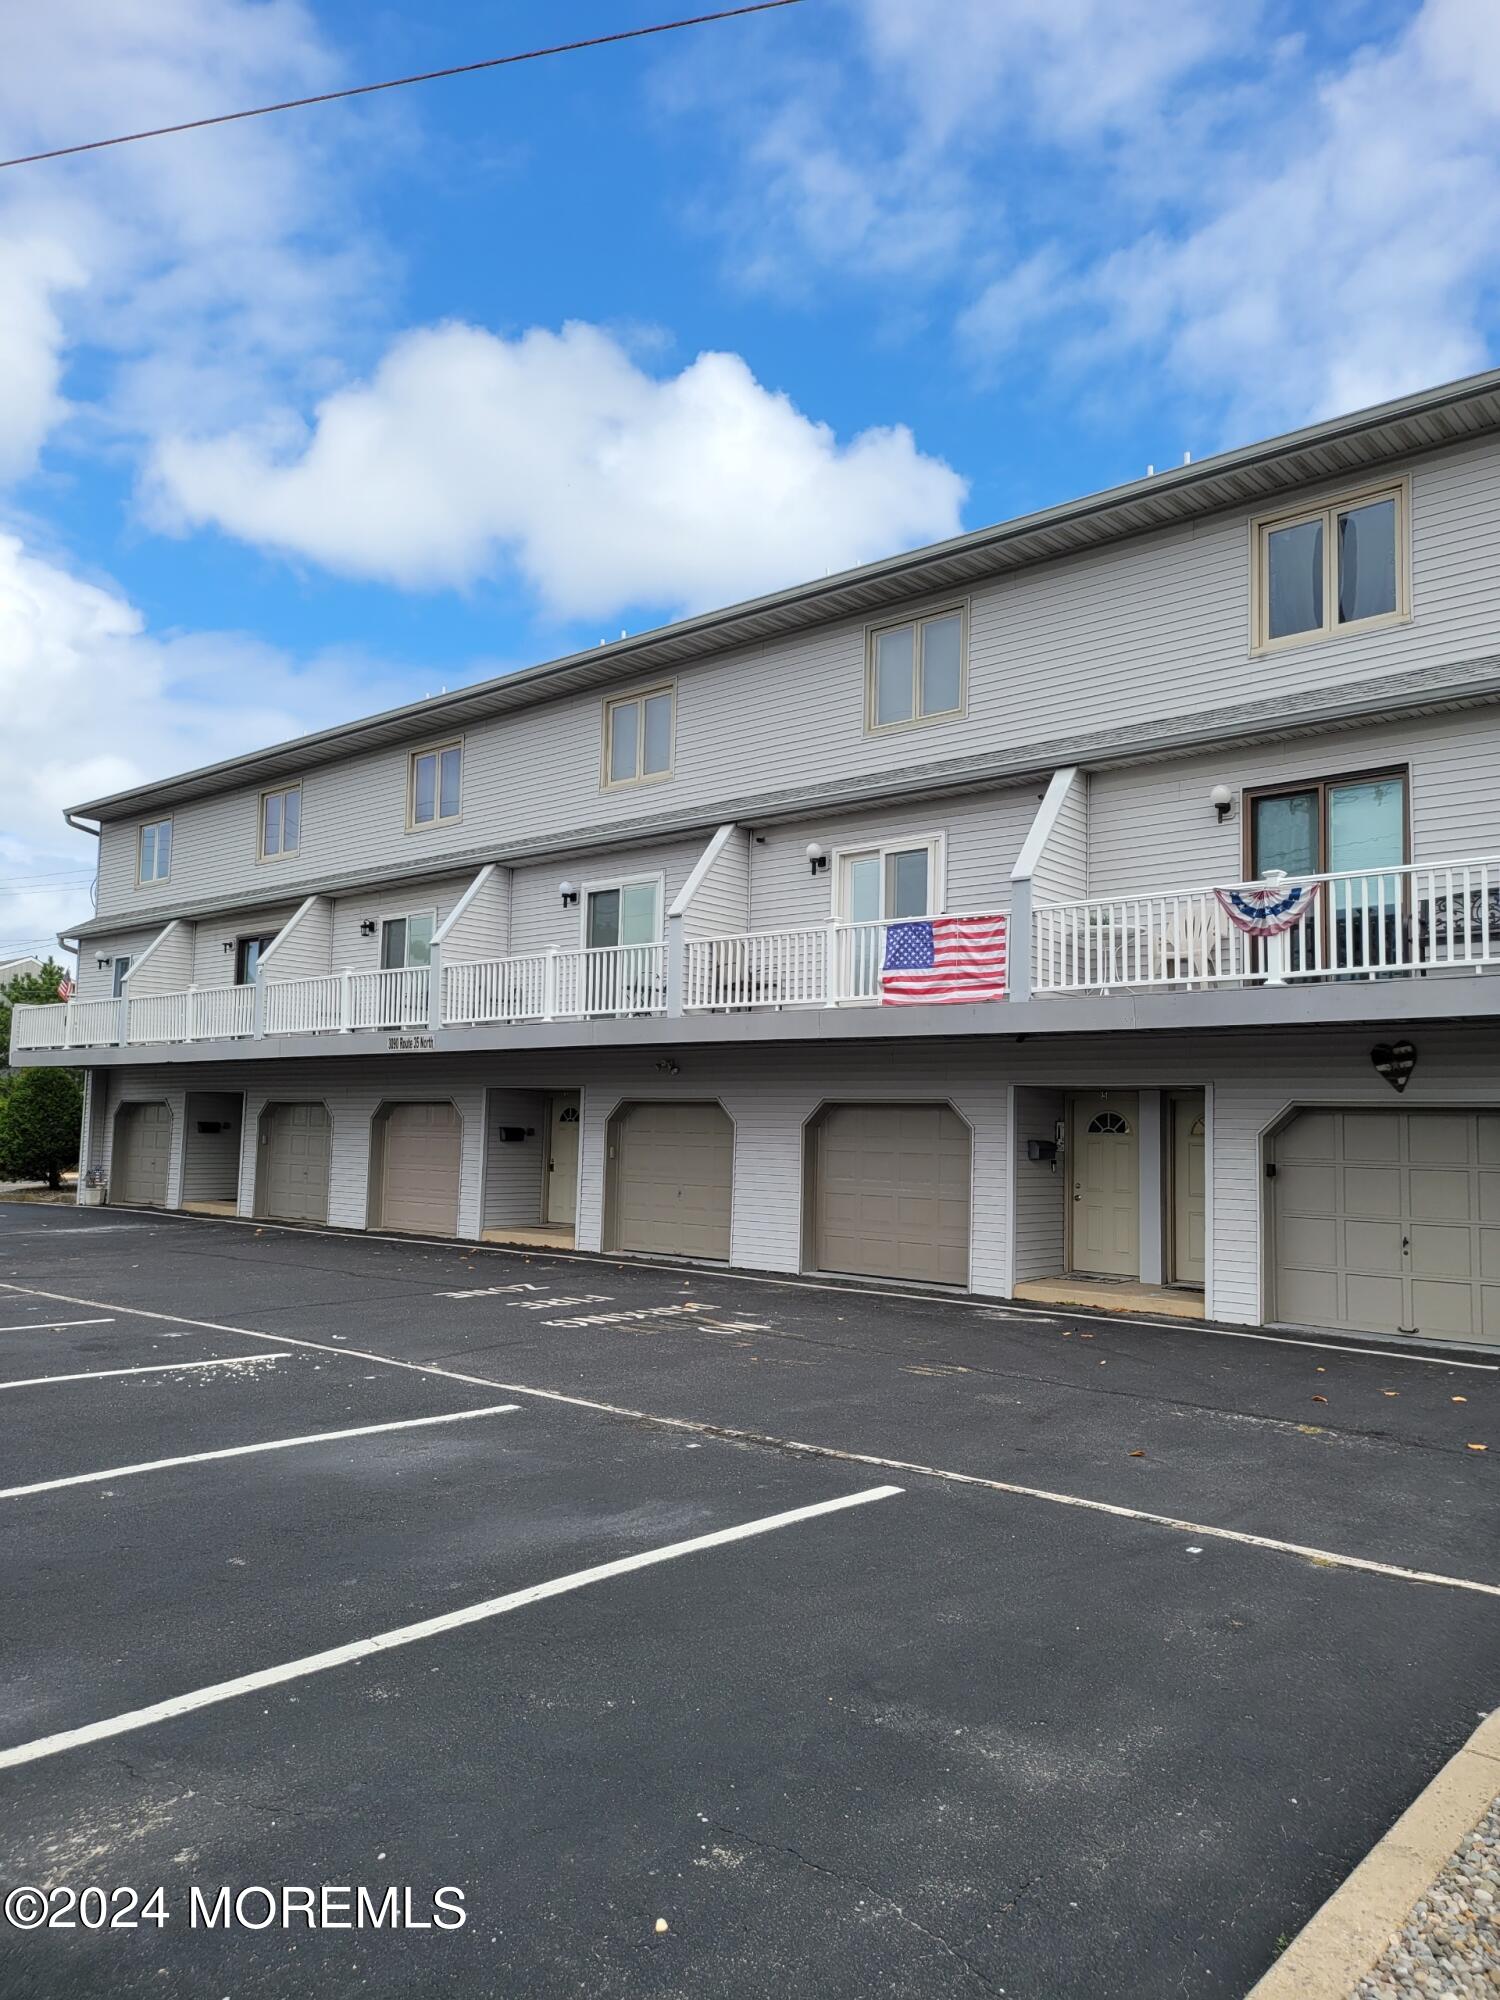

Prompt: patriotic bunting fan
[1213,881,1320,936]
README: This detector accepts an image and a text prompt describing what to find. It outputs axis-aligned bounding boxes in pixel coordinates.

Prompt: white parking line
[0,1279,1493,1598]
[0,1354,290,1392]
[0,1402,522,1499]
[0,1319,115,1333]
[0,1485,901,1770]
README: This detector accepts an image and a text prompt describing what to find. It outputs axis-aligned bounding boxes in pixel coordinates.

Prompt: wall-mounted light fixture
[805,842,828,876]
[95,954,111,971]
[359,919,377,937]
[654,1057,681,1076]
[559,880,579,908]
[222,940,236,955]
[1209,784,1234,824]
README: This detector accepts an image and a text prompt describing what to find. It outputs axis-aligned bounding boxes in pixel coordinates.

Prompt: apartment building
[12,370,1500,1350]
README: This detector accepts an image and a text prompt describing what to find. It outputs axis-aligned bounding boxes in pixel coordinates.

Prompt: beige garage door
[114,1101,172,1207]
[812,1103,971,1287]
[1273,1109,1500,1344]
[260,1101,331,1224]
[377,1102,461,1237]
[609,1102,732,1261]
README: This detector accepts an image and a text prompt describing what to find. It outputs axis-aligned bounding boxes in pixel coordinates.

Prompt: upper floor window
[236,934,278,983]
[1253,482,1408,651]
[409,742,462,828]
[867,608,966,733]
[381,911,435,969]
[111,955,132,998]
[584,877,662,948]
[138,818,172,884]
[604,687,674,788]
[260,785,301,859]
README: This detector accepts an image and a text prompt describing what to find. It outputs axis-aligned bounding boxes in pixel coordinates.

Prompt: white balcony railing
[190,984,255,1041]
[682,916,1008,1010]
[441,943,667,1025]
[10,1002,69,1050]
[65,997,122,1047]
[264,974,343,1036]
[348,966,429,1031]
[127,990,191,1045]
[1033,857,1500,994]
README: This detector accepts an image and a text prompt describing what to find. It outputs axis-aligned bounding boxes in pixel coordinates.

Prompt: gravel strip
[1354,1795,1500,1997]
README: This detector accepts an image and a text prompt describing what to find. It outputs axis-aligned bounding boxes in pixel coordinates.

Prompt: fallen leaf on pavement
[1311,1394,1328,1403]
[1453,1396,1468,1404]
[1128,1449,1146,1458]
[1467,1442,1488,1452]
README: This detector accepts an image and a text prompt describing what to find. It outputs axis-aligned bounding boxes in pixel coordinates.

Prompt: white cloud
[0,0,377,480]
[148,319,968,616]
[0,529,414,958]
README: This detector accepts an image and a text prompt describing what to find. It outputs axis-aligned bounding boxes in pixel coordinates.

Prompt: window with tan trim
[603,687,674,788]
[259,785,301,859]
[866,607,967,732]
[1252,481,1408,651]
[408,742,462,828]
[137,818,172,884]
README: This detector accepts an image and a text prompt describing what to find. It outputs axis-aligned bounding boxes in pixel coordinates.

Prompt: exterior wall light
[359,919,377,937]
[96,954,112,970]
[1209,784,1234,823]
[559,881,579,908]
[805,842,828,876]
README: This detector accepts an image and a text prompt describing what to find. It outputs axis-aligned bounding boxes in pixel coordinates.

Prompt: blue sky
[3,0,1499,958]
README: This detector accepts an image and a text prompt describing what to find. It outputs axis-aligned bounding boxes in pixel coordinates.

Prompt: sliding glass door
[1248,770,1407,970]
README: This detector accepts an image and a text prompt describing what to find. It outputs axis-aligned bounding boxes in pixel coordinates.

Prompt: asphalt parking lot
[0,1204,1496,1999]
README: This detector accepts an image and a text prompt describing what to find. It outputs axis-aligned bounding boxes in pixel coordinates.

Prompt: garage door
[260,1101,331,1224]
[114,1101,172,1207]
[1273,1109,1500,1344]
[377,1102,461,1237]
[609,1102,732,1260]
[812,1103,971,1286]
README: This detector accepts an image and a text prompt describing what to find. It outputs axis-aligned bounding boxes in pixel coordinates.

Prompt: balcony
[1030,857,1500,996]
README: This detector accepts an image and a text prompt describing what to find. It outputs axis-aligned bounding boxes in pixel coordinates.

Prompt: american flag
[880,915,1008,1005]
[56,975,75,1001]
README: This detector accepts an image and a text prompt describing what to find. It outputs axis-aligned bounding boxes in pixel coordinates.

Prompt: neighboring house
[12,368,1500,1350]
[0,956,49,987]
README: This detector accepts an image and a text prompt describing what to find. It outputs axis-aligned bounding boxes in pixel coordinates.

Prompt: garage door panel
[115,1102,172,1208]
[379,1103,461,1237]
[262,1102,330,1224]
[813,1104,970,1287]
[1275,1108,1499,1345]
[611,1102,732,1261]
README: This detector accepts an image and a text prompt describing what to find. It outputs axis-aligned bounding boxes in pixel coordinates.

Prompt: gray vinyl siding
[192,906,300,985]
[681,829,751,937]
[439,867,511,961]
[330,876,477,968]
[123,921,193,995]
[1029,778,1089,902]
[509,840,704,953]
[88,434,1500,933]
[260,897,333,979]
[1085,709,1500,896]
[92,1017,1500,1329]
[482,1089,546,1228]
[750,791,1038,930]
[76,930,163,1003]
[1011,1087,1067,1281]
[180,1090,243,1203]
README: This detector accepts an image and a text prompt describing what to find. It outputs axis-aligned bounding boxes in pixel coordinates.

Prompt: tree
[1,960,74,1076]
[0,1067,85,1188]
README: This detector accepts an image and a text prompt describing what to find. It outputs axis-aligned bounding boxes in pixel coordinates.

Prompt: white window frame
[864,604,969,736]
[111,955,133,998]
[407,740,464,831]
[601,684,676,790]
[830,834,947,921]
[379,908,438,969]
[258,784,302,861]
[578,871,667,948]
[136,817,173,886]
[1250,477,1410,654]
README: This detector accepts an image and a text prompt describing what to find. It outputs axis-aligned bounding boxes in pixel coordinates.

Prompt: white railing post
[252,966,267,1039]
[185,985,198,1042]
[543,946,558,1022]
[826,918,842,1005]
[339,967,353,1032]
[1009,879,1032,1001]
[665,913,684,1019]
[427,945,444,1034]
[117,994,130,1045]
[1264,931,1288,986]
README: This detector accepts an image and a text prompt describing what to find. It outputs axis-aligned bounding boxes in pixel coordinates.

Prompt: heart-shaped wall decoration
[1371,1041,1417,1092]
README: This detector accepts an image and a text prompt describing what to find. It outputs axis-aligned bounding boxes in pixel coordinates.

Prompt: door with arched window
[1069,1092,1140,1279]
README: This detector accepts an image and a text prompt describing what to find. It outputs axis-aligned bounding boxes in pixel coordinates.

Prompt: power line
[0,2,804,171]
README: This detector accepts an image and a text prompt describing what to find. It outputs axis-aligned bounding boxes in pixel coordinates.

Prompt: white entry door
[1171,1092,1207,1286]
[545,1092,581,1227]
[1070,1091,1140,1279]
